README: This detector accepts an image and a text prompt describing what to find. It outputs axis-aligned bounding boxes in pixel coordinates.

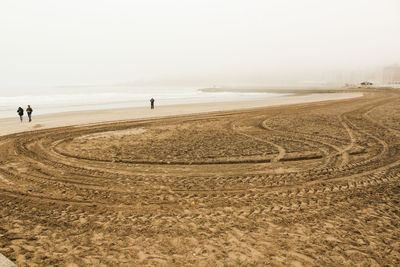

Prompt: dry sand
[1,90,400,266]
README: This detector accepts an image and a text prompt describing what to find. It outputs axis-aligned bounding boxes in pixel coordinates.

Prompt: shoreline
[0,92,362,137]
[200,87,347,94]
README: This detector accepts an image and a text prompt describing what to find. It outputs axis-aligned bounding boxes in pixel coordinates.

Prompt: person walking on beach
[17,107,24,122]
[26,105,33,122]
[150,98,155,109]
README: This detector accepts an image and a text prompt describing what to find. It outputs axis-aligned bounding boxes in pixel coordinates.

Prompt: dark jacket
[17,107,24,116]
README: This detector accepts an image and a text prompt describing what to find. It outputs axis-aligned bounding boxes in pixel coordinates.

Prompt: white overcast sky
[0,0,399,87]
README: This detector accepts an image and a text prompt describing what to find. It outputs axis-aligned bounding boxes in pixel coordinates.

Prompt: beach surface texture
[1,89,399,266]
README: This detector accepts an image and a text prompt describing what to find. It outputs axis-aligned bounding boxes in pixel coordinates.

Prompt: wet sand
[0,92,361,137]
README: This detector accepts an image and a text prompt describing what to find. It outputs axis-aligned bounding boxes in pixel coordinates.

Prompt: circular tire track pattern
[1,90,400,266]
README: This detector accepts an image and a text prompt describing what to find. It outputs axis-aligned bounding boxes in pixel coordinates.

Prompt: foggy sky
[1,0,400,88]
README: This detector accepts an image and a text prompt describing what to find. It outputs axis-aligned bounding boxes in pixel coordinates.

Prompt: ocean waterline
[0,86,288,119]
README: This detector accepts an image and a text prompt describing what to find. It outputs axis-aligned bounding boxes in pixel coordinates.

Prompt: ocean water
[0,86,286,119]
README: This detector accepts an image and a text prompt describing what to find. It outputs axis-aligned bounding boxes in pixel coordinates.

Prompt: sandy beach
[0,92,361,137]
[1,89,400,266]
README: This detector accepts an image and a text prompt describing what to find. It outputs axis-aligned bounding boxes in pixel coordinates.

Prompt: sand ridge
[0,89,399,266]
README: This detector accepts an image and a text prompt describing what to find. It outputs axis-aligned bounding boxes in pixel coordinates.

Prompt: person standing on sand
[17,107,24,122]
[26,105,33,122]
[150,98,155,109]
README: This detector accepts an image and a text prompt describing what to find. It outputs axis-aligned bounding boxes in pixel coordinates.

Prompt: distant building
[360,81,373,87]
[383,65,400,84]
